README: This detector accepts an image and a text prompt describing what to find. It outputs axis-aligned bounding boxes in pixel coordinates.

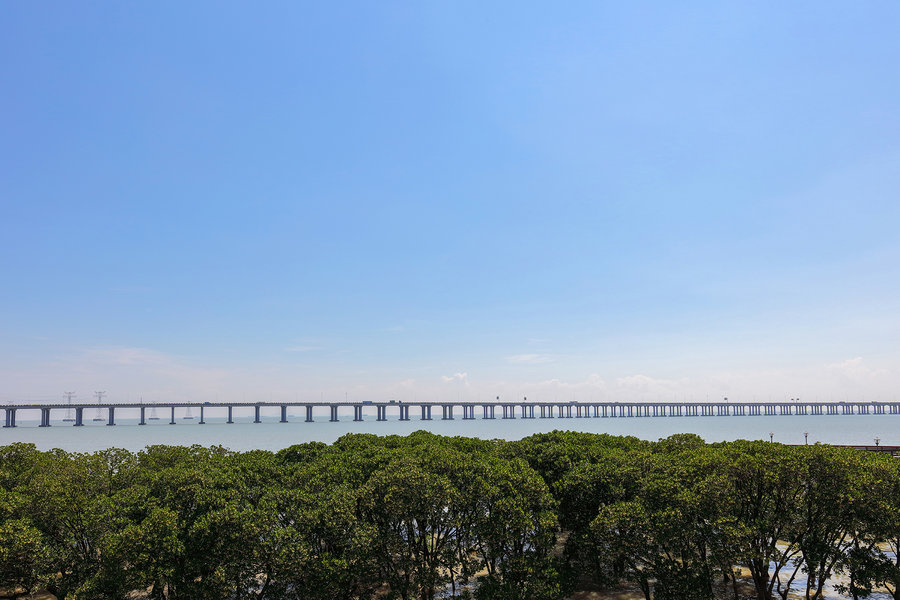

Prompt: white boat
[183,406,195,420]
[148,406,160,420]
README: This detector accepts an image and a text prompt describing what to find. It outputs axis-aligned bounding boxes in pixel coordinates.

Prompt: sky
[2,2,899,404]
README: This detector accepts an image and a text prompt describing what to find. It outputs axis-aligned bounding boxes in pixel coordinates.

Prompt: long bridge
[3,399,900,428]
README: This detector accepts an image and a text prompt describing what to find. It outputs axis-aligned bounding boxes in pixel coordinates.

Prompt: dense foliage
[1,431,899,600]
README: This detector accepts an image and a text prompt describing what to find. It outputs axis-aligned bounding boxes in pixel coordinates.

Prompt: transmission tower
[93,391,106,421]
[63,391,76,422]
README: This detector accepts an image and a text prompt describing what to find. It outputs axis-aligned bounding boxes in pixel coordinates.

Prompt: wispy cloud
[284,345,317,353]
[441,372,468,383]
[506,354,553,364]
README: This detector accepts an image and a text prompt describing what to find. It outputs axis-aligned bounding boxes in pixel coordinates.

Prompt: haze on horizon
[2,3,899,405]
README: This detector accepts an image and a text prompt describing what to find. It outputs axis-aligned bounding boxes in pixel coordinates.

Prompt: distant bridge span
[3,400,900,428]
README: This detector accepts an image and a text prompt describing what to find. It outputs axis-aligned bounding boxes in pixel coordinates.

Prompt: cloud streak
[506,354,553,365]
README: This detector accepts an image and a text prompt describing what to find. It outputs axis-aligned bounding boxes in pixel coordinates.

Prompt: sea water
[1,405,897,452]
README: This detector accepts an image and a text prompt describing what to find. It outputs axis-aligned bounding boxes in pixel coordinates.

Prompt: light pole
[875,436,881,448]
[804,431,808,445]
[769,432,774,443]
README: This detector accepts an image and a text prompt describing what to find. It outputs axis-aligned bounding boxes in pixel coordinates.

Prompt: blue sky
[2,2,899,403]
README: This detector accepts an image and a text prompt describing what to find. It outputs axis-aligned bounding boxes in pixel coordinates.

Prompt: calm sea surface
[1,405,897,452]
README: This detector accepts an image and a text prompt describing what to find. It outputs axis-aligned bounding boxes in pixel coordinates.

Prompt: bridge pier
[106,407,115,426]
[858,404,870,415]
[462,405,474,419]
[3,408,15,428]
[228,406,234,423]
[522,404,534,418]
[482,405,494,419]
[399,404,409,420]
[254,405,261,423]
[330,405,339,422]
[442,404,454,420]
[502,405,515,419]
[199,406,205,424]
[280,405,287,423]
[842,404,852,415]
[305,405,313,422]
[39,408,51,427]
[139,406,146,426]
[75,407,84,426]
[422,405,432,420]
[377,405,387,421]
[170,406,176,425]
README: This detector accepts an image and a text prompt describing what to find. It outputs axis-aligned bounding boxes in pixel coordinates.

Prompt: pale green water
[1,405,896,452]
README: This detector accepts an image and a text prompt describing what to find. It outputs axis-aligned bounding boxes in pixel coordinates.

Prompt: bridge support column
[280,405,287,423]
[75,407,84,426]
[106,407,115,426]
[399,404,409,421]
[305,405,313,422]
[442,405,454,420]
[228,406,234,423]
[3,408,15,428]
[254,405,261,423]
[170,406,176,425]
[139,406,146,425]
[39,408,51,427]
[377,406,386,421]
[422,405,432,420]
[199,406,205,424]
